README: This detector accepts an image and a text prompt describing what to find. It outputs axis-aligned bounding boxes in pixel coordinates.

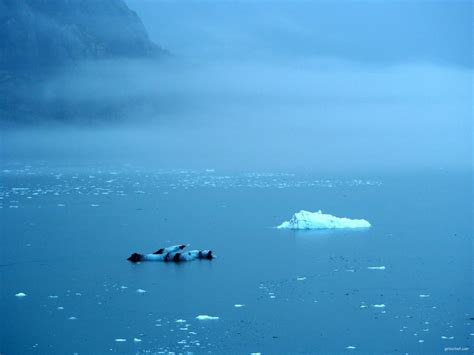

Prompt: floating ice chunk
[115,338,126,342]
[277,210,371,230]
[372,304,386,308]
[419,294,430,298]
[175,319,186,323]
[196,315,219,320]
[133,338,142,342]
[48,295,59,299]
[15,292,27,297]
[136,289,146,293]
[251,353,261,355]
[346,346,356,349]
[234,304,245,308]
[296,277,307,281]
[367,266,386,270]
[68,316,77,320]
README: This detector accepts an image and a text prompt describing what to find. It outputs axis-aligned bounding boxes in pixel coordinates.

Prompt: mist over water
[1,0,472,173]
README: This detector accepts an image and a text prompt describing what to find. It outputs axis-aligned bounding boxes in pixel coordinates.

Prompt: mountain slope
[0,0,164,72]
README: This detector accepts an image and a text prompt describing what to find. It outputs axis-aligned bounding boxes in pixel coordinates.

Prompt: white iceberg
[277,210,371,230]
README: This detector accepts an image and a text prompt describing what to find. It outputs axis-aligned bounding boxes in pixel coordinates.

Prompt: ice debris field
[277,210,371,230]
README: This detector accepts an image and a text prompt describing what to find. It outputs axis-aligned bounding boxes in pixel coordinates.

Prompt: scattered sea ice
[372,304,386,308]
[419,294,430,298]
[136,289,146,293]
[15,292,27,297]
[115,338,126,342]
[196,315,219,320]
[68,316,77,320]
[296,277,307,281]
[133,338,142,342]
[346,346,356,349]
[175,319,186,323]
[234,304,245,308]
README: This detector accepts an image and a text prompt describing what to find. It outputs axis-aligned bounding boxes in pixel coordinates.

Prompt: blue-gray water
[0,165,472,353]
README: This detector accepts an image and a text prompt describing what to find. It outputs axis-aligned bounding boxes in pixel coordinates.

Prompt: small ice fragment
[15,292,27,297]
[251,353,261,355]
[367,266,386,270]
[91,204,99,207]
[234,304,245,308]
[133,338,142,342]
[360,305,368,308]
[196,315,219,320]
[57,204,66,207]
[270,295,276,299]
[175,319,186,323]
[68,316,77,320]
[48,295,59,299]
[346,346,356,349]
[136,289,146,293]
[57,306,64,310]
[120,286,127,289]
[418,340,424,343]
[296,277,307,281]
[419,294,430,298]
[373,304,386,308]
[115,338,126,342]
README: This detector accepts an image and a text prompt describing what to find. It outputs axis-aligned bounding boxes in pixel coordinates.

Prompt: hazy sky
[128,0,472,67]
[2,0,472,172]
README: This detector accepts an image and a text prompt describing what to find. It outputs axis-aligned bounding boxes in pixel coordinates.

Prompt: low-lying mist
[2,56,471,172]
[1,0,472,173]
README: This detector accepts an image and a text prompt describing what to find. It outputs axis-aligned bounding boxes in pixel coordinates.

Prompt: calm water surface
[0,165,472,354]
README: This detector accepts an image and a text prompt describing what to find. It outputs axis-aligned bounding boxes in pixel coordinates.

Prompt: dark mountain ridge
[0,0,166,124]
[0,0,164,72]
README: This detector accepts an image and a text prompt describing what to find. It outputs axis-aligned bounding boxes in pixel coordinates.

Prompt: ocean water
[0,164,472,354]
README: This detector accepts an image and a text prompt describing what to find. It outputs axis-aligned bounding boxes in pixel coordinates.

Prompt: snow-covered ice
[196,315,219,320]
[277,210,371,230]
[367,266,386,270]
[15,292,27,297]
